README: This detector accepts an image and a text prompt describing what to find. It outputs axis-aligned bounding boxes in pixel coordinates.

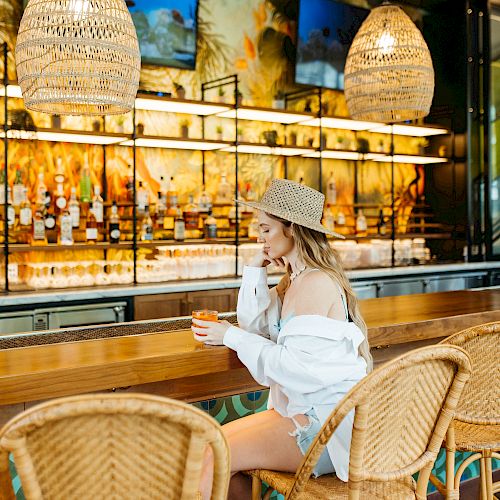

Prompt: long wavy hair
[269,213,373,372]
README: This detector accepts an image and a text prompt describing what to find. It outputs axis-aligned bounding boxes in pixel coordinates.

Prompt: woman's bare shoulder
[291,270,343,316]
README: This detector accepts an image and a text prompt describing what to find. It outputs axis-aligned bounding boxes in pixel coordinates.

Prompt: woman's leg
[200,409,308,500]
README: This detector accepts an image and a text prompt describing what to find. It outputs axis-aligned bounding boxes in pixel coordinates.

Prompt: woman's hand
[250,248,286,270]
[191,319,232,345]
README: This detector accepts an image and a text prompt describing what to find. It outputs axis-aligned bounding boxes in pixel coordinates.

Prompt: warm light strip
[304,150,363,160]
[135,97,230,115]
[223,144,315,156]
[217,108,309,124]
[122,138,229,150]
[0,84,23,98]
[0,129,127,144]
[368,124,449,136]
[299,117,385,131]
[373,154,448,164]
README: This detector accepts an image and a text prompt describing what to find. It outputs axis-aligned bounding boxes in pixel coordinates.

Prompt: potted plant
[236,90,243,107]
[272,90,285,109]
[216,125,224,140]
[174,82,186,99]
[217,87,226,103]
[92,119,102,132]
[180,119,190,139]
[237,127,244,142]
[51,114,61,129]
[335,136,345,150]
[116,115,125,134]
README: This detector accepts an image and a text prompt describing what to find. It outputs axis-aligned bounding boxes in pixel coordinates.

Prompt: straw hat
[236,179,344,238]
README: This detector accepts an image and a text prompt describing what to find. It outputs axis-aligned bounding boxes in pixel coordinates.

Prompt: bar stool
[435,321,500,500]
[244,345,471,499]
[0,393,230,500]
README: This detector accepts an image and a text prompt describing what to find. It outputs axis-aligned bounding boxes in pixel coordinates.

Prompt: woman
[192,179,372,500]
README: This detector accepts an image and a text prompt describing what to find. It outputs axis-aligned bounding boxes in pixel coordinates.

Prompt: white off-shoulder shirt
[223,266,367,482]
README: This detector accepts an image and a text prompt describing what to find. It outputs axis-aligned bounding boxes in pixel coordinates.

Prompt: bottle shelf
[8,242,133,253]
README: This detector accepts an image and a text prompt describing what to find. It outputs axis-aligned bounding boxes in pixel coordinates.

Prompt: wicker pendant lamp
[15,0,141,116]
[344,3,434,123]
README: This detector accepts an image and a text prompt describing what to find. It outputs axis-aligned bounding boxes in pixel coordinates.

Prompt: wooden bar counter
[0,290,499,421]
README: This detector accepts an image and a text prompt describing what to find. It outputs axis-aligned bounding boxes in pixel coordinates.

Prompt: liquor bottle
[32,205,47,245]
[0,169,5,204]
[183,194,199,231]
[326,171,337,206]
[337,209,346,226]
[228,204,241,228]
[140,206,153,241]
[204,210,217,240]
[79,153,92,203]
[216,173,232,204]
[137,181,149,217]
[59,209,73,245]
[245,182,257,202]
[155,191,166,228]
[19,188,32,228]
[54,156,65,184]
[174,208,185,241]
[197,185,212,215]
[323,208,335,233]
[167,176,178,215]
[248,213,260,239]
[377,209,387,236]
[54,183,67,214]
[6,187,15,227]
[109,201,121,243]
[68,187,80,229]
[44,192,56,231]
[356,209,367,237]
[12,168,25,207]
[91,185,104,226]
[86,202,98,243]
[159,175,169,203]
[36,168,47,206]
[126,165,134,203]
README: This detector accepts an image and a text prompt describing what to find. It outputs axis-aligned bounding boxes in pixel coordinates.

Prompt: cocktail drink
[192,309,218,337]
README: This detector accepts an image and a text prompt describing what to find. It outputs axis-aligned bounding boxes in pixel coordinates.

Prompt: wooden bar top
[0,289,498,407]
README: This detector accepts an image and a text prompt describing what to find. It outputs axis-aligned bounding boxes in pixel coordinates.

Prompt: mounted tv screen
[295,0,369,90]
[128,0,199,70]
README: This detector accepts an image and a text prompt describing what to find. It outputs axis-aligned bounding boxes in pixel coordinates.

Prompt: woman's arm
[236,250,287,338]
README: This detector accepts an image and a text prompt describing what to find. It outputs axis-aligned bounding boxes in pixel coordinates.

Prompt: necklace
[290,265,307,282]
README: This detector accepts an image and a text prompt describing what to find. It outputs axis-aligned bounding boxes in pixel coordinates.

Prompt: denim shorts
[289,409,335,477]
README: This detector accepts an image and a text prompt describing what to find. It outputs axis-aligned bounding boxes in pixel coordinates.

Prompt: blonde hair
[270,214,373,372]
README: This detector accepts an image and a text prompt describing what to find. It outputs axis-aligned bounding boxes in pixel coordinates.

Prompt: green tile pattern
[8,390,497,500]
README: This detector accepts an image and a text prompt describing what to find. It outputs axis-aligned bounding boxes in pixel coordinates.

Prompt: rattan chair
[0,393,230,500]
[433,321,500,500]
[245,345,472,500]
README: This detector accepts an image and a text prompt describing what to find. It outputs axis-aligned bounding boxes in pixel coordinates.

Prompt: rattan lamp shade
[344,4,434,123]
[15,0,141,116]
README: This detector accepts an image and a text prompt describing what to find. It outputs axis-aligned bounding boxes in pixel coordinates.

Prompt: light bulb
[377,31,396,55]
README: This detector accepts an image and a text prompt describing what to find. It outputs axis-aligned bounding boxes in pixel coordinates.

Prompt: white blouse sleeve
[223,316,366,390]
[236,266,281,340]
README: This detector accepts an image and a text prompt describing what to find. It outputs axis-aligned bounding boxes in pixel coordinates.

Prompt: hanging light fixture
[15,0,141,116]
[344,3,434,123]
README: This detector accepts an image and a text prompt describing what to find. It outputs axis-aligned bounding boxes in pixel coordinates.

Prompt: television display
[128,0,199,70]
[295,0,369,90]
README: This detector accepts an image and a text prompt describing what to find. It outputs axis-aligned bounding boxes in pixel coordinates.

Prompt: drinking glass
[192,309,218,337]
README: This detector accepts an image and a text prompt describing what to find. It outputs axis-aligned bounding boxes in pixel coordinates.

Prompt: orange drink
[192,309,218,337]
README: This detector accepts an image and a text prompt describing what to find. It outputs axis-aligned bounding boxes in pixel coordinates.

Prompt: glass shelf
[0,128,129,145]
[121,136,230,150]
